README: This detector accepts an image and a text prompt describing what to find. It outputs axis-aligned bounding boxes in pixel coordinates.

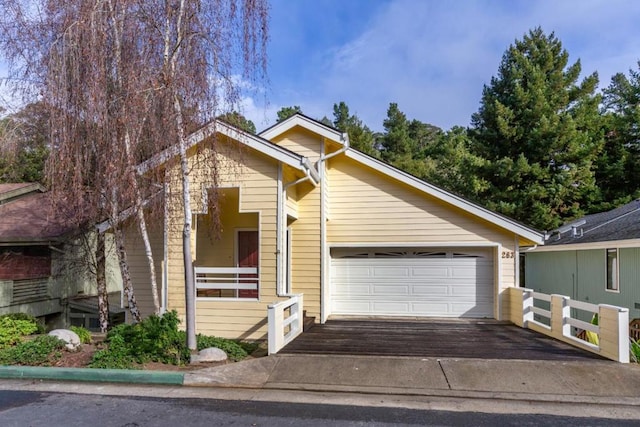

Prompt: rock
[49,329,81,351]
[191,347,228,363]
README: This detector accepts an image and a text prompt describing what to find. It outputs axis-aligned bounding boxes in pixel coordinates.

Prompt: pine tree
[470,28,603,230]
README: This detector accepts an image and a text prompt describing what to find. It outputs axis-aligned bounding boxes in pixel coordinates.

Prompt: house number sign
[501,251,514,259]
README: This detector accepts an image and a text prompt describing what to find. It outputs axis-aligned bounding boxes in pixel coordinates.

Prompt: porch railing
[506,287,629,363]
[267,294,304,355]
[194,267,259,298]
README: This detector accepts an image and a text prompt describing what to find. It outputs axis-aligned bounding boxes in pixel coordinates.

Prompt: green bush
[87,310,256,368]
[89,334,136,369]
[0,317,40,349]
[70,326,92,344]
[89,311,188,368]
[0,335,65,366]
[631,338,640,363]
[0,313,45,334]
[196,335,248,362]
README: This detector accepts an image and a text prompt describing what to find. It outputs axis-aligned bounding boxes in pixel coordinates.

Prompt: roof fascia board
[344,149,544,244]
[137,119,308,175]
[529,238,640,252]
[259,115,345,144]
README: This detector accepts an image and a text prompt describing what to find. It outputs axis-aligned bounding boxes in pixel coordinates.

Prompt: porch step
[303,310,316,332]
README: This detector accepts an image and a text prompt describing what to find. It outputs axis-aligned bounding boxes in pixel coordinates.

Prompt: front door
[237,230,259,298]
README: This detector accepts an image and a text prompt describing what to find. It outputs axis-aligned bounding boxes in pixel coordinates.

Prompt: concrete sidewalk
[184,354,640,405]
[2,353,640,407]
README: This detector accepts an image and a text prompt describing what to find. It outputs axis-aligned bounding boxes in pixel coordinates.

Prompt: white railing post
[599,304,630,363]
[267,294,304,355]
[550,294,569,340]
[267,303,284,355]
[522,288,534,328]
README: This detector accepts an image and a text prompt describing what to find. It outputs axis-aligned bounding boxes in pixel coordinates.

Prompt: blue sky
[242,0,640,132]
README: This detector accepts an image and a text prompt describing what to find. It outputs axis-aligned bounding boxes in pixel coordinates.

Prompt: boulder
[191,347,228,363]
[49,329,81,351]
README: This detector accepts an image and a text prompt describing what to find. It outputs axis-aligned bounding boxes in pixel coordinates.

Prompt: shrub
[0,317,40,349]
[196,335,248,362]
[631,338,640,363]
[70,326,92,344]
[0,335,65,366]
[89,334,136,369]
[0,313,45,334]
[89,311,188,368]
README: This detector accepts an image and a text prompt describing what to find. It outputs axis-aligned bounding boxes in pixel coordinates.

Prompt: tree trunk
[174,95,197,351]
[96,231,110,333]
[113,225,142,322]
[136,207,161,314]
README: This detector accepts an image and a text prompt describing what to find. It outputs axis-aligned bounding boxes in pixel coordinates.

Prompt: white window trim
[605,248,620,293]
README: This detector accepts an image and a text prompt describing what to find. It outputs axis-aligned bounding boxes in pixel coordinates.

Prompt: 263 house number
[501,251,514,259]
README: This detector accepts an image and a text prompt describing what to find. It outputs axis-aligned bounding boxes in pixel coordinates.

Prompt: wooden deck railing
[505,287,629,363]
[267,294,304,355]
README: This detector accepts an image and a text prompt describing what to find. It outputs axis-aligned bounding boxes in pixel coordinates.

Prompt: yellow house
[127,114,544,349]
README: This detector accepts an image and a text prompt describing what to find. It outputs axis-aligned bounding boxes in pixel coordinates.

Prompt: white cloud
[271,0,640,131]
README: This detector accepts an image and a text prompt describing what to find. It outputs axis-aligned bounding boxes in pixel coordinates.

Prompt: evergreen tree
[596,63,640,208]
[423,127,488,199]
[470,28,603,230]
[218,111,257,134]
[276,105,302,122]
[0,103,49,184]
[332,101,377,156]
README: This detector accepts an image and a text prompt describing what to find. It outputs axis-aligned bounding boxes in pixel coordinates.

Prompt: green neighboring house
[525,199,640,321]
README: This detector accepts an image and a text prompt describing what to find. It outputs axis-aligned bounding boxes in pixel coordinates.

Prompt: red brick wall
[0,252,51,280]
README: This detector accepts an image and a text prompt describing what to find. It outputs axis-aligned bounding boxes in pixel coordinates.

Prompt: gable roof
[0,184,76,244]
[137,119,319,183]
[260,114,544,244]
[259,113,349,145]
[543,199,640,246]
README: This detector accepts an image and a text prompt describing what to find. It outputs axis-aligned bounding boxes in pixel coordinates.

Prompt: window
[606,248,619,292]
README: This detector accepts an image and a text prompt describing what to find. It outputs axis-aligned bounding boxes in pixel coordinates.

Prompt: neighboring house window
[606,248,619,292]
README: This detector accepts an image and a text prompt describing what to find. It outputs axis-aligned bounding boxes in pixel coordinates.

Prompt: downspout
[277,158,318,297]
[276,164,284,296]
[318,133,350,323]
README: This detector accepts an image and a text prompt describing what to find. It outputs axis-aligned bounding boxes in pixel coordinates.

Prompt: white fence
[194,267,259,299]
[506,287,629,363]
[267,294,304,355]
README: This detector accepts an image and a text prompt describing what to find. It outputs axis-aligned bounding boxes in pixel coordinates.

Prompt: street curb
[0,366,184,385]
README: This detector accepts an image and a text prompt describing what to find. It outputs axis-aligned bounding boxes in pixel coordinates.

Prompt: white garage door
[330,248,494,318]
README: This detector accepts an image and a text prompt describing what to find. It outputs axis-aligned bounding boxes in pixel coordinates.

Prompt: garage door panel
[411,285,449,296]
[372,284,410,295]
[410,267,450,278]
[331,248,494,318]
[372,301,412,312]
[371,266,410,278]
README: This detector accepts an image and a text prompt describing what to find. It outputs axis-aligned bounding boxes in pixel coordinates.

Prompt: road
[0,389,638,427]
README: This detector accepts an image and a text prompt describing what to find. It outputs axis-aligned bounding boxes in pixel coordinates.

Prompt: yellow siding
[165,139,283,340]
[123,215,164,319]
[270,128,322,162]
[327,155,519,318]
[289,180,321,318]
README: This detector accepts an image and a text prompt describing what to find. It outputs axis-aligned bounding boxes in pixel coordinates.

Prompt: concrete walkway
[184,354,640,405]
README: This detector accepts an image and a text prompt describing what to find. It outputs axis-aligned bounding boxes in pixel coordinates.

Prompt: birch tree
[0,1,268,343]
